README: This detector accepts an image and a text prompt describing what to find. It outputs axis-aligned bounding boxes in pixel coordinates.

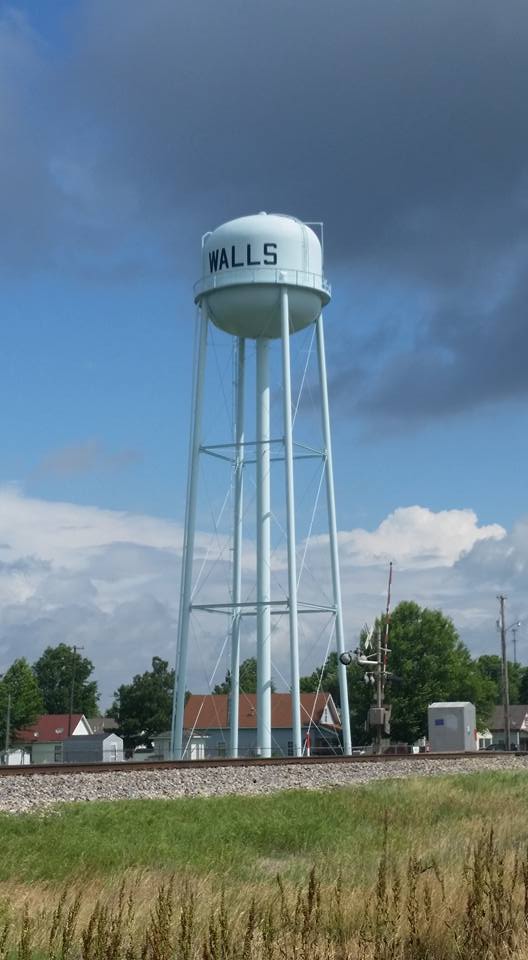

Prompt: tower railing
[194,267,331,300]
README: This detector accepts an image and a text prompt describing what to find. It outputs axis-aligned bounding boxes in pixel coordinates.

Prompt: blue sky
[1,0,527,704]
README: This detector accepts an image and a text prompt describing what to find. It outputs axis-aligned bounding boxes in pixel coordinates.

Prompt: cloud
[3,1,528,418]
[336,506,505,569]
[332,267,528,427]
[0,486,524,705]
[36,439,143,478]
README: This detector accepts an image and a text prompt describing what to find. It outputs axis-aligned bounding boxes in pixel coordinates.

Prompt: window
[287,741,294,757]
[54,744,63,763]
[217,743,226,758]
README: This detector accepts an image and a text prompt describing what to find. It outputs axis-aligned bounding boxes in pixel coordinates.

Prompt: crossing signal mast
[340,562,394,754]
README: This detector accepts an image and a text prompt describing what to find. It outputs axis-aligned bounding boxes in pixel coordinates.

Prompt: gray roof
[87,716,119,734]
[490,705,528,731]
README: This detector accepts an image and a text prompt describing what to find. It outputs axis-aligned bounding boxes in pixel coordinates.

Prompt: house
[153,691,342,759]
[87,716,119,735]
[482,705,528,750]
[14,714,93,764]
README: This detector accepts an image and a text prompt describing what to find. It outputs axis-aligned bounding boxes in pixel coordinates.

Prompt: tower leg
[315,313,352,755]
[280,288,302,757]
[171,305,209,759]
[229,338,245,758]
[256,336,272,757]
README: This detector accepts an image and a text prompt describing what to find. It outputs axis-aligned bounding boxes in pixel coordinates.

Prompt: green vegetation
[1,774,528,957]
[33,644,99,716]
[109,656,175,748]
[0,772,527,887]
[301,601,499,741]
[214,657,277,695]
[476,653,525,705]
[0,658,43,742]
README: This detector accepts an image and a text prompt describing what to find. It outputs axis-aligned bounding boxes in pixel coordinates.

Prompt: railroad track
[0,750,518,777]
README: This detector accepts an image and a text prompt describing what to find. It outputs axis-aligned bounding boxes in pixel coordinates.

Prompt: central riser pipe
[229,338,245,758]
[256,337,272,757]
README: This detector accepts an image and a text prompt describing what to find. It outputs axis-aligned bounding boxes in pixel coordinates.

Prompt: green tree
[213,657,276,695]
[300,651,372,742]
[33,644,99,716]
[301,602,497,746]
[383,602,496,742]
[516,667,528,704]
[0,658,44,744]
[475,655,524,705]
[109,656,175,748]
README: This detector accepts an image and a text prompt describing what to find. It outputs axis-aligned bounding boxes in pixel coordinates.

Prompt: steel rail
[0,751,520,778]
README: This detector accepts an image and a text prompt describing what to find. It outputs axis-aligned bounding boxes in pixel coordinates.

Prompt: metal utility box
[428,702,477,752]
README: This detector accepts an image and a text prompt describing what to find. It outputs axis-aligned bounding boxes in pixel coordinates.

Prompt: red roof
[184,692,340,731]
[15,714,87,743]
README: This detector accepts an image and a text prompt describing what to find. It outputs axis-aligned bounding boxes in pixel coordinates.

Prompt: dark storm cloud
[3,0,528,419]
[334,266,528,425]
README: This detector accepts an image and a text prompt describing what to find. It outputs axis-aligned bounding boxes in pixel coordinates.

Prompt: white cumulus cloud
[337,505,505,569]
[0,486,524,706]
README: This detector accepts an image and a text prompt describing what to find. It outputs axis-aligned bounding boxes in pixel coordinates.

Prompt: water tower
[171,213,352,758]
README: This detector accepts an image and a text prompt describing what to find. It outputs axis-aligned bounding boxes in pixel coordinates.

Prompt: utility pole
[68,645,84,737]
[498,595,511,751]
[4,692,11,764]
[375,626,382,755]
[512,626,518,666]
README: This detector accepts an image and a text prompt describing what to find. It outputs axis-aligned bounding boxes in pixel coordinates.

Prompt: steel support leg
[280,288,302,756]
[315,313,352,755]
[171,305,208,759]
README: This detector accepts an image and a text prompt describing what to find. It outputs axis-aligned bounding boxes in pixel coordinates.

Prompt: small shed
[152,732,208,761]
[3,748,31,766]
[63,733,124,764]
[428,702,477,752]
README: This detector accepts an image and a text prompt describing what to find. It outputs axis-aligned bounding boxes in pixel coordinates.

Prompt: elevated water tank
[194,212,330,339]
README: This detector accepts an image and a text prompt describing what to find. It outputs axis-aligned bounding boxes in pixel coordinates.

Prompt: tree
[300,651,372,742]
[301,602,497,746]
[33,644,99,716]
[213,657,276,695]
[475,655,525,705]
[518,669,528,704]
[382,602,496,742]
[109,656,175,748]
[0,658,44,744]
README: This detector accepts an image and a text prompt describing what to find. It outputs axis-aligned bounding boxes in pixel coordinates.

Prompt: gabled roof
[490,705,528,731]
[87,716,119,734]
[184,692,341,731]
[15,714,90,743]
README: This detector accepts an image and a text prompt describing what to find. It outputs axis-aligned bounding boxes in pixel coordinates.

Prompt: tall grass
[1,827,528,958]
[3,773,528,957]
[2,772,528,887]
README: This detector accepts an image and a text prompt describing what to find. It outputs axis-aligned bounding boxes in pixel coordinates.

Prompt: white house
[15,714,93,764]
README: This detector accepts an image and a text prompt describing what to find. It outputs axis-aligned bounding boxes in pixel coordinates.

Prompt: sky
[1,0,527,708]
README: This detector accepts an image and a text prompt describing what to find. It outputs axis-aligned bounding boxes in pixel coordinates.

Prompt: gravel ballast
[0,755,527,814]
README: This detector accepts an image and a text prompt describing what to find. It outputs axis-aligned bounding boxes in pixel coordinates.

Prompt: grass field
[1,771,528,957]
[1,770,528,886]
